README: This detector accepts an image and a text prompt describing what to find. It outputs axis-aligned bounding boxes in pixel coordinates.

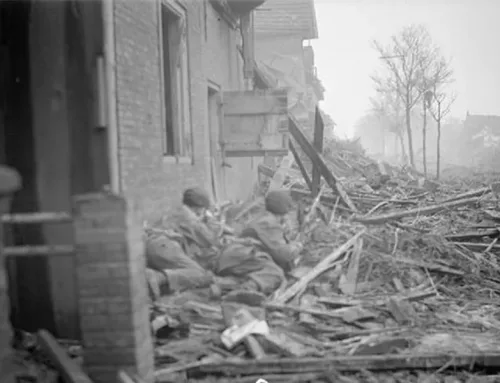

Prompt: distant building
[253,0,320,128]
[463,112,500,167]
[464,113,500,148]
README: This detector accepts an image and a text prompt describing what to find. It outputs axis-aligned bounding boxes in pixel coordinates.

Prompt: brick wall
[203,5,267,202]
[74,193,153,383]
[114,0,208,223]
[113,0,262,215]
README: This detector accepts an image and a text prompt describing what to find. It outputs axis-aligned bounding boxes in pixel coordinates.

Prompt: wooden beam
[196,353,500,376]
[4,245,75,257]
[118,370,147,383]
[311,106,324,196]
[37,330,93,383]
[353,196,480,225]
[288,114,357,212]
[289,140,312,190]
[1,211,71,224]
[225,149,288,158]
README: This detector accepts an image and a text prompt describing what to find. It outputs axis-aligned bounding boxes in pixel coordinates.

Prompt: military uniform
[214,190,300,296]
[145,188,219,299]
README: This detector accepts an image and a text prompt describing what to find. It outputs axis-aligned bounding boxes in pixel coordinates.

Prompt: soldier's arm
[256,221,299,272]
[191,220,220,248]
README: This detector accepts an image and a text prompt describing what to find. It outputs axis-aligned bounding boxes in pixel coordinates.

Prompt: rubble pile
[148,139,500,383]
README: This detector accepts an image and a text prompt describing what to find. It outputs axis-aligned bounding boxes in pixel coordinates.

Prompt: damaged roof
[253,0,318,40]
[464,113,500,136]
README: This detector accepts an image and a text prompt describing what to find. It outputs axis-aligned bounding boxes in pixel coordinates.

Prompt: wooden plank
[118,370,146,383]
[353,196,480,225]
[223,115,287,152]
[311,106,325,196]
[1,211,71,224]
[225,149,288,158]
[4,245,75,257]
[221,90,289,154]
[454,242,500,253]
[445,229,499,241]
[222,89,287,115]
[288,115,357,212]
[37,329,93,383]
[196,353,500,375]
[272,230,365,304]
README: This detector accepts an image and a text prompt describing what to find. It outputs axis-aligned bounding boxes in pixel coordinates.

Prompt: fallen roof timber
[311,105,325,197]
[37,330,93,383]
[287,113,358,212]
[195,353,500,376]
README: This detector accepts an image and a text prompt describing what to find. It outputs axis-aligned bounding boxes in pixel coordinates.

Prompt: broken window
[160,1,192,159]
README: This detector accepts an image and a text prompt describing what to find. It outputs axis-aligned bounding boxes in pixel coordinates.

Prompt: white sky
[311,0,500,138]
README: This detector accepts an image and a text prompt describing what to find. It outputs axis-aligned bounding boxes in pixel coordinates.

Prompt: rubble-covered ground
[24,138,500,383]
[149,140,500,383]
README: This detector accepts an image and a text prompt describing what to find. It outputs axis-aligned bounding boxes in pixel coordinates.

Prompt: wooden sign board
[222,89,289,157]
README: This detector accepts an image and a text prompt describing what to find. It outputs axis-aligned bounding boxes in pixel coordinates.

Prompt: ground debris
[152,141,500,382]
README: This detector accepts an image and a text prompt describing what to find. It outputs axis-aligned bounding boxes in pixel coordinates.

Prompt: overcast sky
[311,0,500,138]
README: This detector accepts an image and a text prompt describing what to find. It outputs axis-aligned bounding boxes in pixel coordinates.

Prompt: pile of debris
[25,119,500,382]
[148,133,500,383]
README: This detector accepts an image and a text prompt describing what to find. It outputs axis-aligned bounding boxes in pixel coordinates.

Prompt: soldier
[213,189,303,297]
[145,187,220,300]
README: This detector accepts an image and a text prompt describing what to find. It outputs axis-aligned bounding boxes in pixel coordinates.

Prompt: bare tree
[428,86,456,180]
[372,24,442,168]
[419,56,454,176]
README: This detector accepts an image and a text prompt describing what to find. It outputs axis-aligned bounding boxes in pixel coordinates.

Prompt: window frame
[158,0,193,164]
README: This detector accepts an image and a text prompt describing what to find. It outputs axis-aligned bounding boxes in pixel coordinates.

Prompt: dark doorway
[0,0,56,334]
[0,0,109,339]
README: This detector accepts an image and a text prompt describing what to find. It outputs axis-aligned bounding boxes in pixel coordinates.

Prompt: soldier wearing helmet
[213,189,302,297]
[145,187,220,300]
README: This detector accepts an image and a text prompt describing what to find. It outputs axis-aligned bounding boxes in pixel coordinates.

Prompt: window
[160,1,192,159]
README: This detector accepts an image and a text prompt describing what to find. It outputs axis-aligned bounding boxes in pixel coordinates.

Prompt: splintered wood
[272,230,365,304]
[147,126,500,382]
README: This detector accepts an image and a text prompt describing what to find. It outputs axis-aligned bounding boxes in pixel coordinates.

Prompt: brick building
[114,0,267,217]
[253,0,319,128]
[1,0,290,381]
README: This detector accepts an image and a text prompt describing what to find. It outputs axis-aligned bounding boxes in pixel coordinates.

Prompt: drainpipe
[102,0,121,193]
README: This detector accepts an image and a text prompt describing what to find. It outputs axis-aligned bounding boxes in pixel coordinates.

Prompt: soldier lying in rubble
[212,189,303,298]
[145,187,222,300]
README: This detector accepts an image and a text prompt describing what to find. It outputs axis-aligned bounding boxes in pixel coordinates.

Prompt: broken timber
[194,353,500,376]
[2,211,75,256]
[311,106,325,197]
[353,196,481,225]
[271,230,365,304]
[37,329,93,383]
[287,113,357,212]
